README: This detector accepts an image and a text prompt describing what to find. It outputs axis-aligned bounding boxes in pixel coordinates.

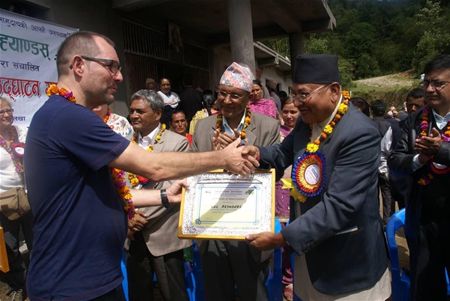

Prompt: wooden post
[0,227,10,273]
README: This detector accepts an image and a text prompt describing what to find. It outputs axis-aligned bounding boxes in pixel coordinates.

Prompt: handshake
[219,138,261,176]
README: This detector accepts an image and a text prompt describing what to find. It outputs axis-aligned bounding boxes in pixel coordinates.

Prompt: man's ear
[155,109,162,122]
[70,56,85,77]
[329,83,341,103]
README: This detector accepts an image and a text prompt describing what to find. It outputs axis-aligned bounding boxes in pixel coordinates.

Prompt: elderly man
[246,54,391,301]
[127,90,192,301]
[24,31,258,301]
[158,78,180,126]
[191,62,279,301]
[389,54,450,301]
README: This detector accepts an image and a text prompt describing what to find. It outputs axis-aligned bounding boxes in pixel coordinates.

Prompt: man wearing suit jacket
[246,54,391,300]
[191,62,279,301]
[389,55,450,301]
[127,89,191,301]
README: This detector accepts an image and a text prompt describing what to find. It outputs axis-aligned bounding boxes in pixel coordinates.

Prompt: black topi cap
[293,54,340,84]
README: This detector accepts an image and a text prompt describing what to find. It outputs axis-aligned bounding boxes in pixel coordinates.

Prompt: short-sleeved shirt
[24,95,130,300]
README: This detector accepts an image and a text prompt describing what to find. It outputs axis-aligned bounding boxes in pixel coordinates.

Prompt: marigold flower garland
[128,124,166,187]
[46,84,135,219]
[291,90,350,202]
[215,110,251,141]
[417,106,450,186]
[103,107,111,124]
[46,83,76,103]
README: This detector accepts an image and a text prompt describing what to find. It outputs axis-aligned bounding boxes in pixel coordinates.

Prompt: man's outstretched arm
[110,138,259,182]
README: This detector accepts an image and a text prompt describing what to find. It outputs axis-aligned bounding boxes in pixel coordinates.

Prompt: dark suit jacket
[388,108,450,257]
[259,104,389,295]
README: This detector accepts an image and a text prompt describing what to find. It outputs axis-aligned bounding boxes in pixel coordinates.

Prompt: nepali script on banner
[0,9,77,126]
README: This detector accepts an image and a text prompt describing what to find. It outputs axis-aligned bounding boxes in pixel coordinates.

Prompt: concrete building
[2,0,335,114]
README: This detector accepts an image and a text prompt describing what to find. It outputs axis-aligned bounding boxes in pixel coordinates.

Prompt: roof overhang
[114,0,335,43]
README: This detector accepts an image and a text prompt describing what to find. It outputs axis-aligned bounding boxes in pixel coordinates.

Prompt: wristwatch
[160,189,171,209]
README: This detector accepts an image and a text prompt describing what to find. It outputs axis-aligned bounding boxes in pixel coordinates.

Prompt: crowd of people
[0,30,448,301]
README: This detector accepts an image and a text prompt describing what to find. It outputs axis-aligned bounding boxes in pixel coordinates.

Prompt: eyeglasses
[292,84,329,103]
[217,90,246,102]
[421,79,449,91]
[0,109,13,115]
[81,55,122,76]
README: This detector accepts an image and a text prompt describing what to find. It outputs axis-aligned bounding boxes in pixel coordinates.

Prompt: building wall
[8,0,292,115]
[258,67,292,95]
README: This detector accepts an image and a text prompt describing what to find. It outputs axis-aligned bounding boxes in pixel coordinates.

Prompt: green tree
[412,0,450,73]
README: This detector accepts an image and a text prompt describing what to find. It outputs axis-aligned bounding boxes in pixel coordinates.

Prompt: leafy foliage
[264,0,450,83]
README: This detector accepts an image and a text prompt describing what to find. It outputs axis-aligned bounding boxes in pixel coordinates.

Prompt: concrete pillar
[228,0,256,73]
[289,32,305,78]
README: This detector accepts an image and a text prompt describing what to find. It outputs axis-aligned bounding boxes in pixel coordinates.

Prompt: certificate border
[177,169,275,240]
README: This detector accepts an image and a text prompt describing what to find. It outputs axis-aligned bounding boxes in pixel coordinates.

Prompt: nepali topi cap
[293,54,340,84]
[219,62,254,92]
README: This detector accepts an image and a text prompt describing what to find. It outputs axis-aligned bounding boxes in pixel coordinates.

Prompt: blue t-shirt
[24,95,130,300]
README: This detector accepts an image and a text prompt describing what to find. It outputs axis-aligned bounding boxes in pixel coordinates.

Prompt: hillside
[350,71,420,106]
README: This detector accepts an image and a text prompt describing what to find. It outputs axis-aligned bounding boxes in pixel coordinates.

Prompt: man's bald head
[56,31,115,77]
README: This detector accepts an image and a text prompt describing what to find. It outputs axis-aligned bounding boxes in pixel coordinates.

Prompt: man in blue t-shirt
[24,31,259,301]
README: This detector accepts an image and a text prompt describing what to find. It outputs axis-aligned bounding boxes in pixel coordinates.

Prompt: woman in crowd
[276,97,301,301]
[189,89,219,135]
[92,104,134,140]
[0,96,33,300]
[248,80,278,119]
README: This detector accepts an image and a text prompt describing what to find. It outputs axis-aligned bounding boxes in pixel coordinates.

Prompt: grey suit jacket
[191,112,280,151]
[138,128,192,256]
[191,112,280,262]
[259,104,389,295]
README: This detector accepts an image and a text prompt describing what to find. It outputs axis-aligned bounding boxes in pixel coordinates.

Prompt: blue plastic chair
[265,217,283,301]
[120,252,129,301]
[186,241,205,301]
[386,209,450,301]
[184,261,197,301]
[386,209,410,301]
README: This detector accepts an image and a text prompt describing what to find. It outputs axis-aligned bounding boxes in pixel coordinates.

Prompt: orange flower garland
[215,110,251,141]
[103,107,111,123]
[46,84,76,103]
[417,106,450,186]
[111,168,135,219]
[46,84,135,219]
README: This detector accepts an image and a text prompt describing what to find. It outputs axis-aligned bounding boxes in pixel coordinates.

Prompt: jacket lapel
[246,120,257,145]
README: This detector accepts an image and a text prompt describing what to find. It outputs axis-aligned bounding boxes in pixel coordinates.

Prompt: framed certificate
[178,169,275,240]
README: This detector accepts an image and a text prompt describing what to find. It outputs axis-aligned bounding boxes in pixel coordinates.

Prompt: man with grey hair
[127,89,191,301]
